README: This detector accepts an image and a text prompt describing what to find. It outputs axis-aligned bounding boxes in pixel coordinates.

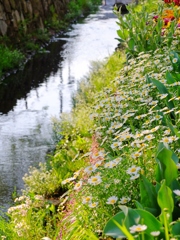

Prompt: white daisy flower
[88,175,102,185]
[172,58,178,64]
[173,190,180,196]
[88,202,98,208]
[74,181,83,190]
[104,161,118,168]
[130,174,140,180]
[114,179,120,184]
[150,231,160,236]
[129,224,147,233]
[106,196,118,205]
[111,141,122,149]
[84,165,97,175]
[131,152,142,159]
[82,196,92,204]
[144,134,154,141]
[119,197,131,204]
[126,165,141,175]
[176,163,180,169]
[161,137,173,144]
[61,177,75,185]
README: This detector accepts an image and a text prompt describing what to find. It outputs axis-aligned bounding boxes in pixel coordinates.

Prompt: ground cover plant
[1,0,180,239]
[0,46,25,79]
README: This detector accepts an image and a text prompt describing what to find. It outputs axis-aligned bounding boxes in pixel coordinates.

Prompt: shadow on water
[0,39,68,209]
[0,39,66,114]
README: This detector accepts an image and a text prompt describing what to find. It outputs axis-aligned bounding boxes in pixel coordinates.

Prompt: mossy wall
[0,0,69,37]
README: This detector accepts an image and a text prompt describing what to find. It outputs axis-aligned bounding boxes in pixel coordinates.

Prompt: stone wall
[0,0,69,37]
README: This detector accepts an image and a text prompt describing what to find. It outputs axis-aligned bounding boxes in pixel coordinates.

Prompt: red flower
[163,18,171,25]
[164,0,173,3]
[173,0,180,5]
[164,0,180,5]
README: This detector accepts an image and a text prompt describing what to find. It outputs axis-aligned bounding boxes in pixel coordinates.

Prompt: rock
[4,0,11,13]
[0,20,8,35]
[9,0,16,10]
[0,0,70,37]
[113,2,129,13]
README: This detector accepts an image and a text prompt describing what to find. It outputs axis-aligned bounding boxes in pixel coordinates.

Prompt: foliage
[7,194,62,239]
[114,0,180,58]
[72,53,126,108]
[104,144,180,239]
[22,163,61,197]
[0,46,25,78]
[59,33,180,239]
[0,211,15,240]
[65,0,101,21]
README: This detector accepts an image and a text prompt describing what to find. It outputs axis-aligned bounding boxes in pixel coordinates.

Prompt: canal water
[0,1,119,209]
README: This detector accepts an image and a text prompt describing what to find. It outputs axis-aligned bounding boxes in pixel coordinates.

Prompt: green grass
[0,46,25,78]
[72,52,126,107]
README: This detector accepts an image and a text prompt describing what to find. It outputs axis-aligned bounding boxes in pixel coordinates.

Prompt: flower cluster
[153,8,180,30]
[164,0,180,6]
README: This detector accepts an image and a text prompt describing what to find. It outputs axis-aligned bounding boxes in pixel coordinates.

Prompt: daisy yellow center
[136,227,143,231]
[110,200,116,204]
[92,178,98,182]
[131,168,136,172]
[134,153,140,157]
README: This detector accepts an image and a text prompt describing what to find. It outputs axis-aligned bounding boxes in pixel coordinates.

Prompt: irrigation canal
[0,0,119,209]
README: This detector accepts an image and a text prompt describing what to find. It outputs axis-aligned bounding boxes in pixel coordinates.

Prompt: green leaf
[135,209,163,235]
[135,201,144,209]
[172,222,180,236]
[140,175,160,216]
[171,72,180,82]
[157,180,174,215]
[103,211,132,238]
[150,78,175,114]
[155,143,178,186]
[117,29,125,41]
[128,38,135,51]
[166,71,176,84]
[104,207,163,239]
[117,29,129,41]
[165,119,180,138]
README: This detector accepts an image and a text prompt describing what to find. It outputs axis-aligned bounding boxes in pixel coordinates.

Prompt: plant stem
[163,212,170,240]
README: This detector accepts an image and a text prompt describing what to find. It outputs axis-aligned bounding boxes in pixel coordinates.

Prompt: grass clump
[0,46,25,78]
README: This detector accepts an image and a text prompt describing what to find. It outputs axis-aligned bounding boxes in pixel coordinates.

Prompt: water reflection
[0,40,66,114]
[0,2,118,208]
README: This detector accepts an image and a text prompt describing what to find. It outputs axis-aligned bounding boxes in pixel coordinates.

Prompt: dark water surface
[0,1,118,208]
